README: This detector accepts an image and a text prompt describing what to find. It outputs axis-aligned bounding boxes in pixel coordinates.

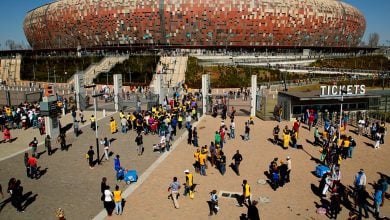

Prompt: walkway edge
[92,116,205,220]
[0,112,115,162]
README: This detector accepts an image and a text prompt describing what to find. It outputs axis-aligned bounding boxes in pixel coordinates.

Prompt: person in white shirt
[354,169,367,191]
[160,135,166,152]
[358,119,365,136]
[230,120,236,139]
[103,185,115,216]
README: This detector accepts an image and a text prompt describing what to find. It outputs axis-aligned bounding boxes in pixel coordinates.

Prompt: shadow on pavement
[61,123,73,134]
[363,142,374,148]
[22,192,38,211]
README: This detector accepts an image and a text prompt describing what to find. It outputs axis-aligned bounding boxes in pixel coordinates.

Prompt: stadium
[23,0,366,50]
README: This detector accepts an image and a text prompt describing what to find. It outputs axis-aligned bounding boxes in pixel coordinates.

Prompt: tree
[368,32,380,47]
[5,40,16,50]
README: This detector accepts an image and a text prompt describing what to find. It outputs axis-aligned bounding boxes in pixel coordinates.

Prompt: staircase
[69,55,129,85]
[150,56,188,93]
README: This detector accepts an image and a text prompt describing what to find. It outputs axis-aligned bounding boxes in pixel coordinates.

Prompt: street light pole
[338,89,347,146]
[85,84,103,165]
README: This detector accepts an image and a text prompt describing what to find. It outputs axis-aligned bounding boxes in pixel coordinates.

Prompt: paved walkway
[0,111,189,219]
[0,114,389,219]
[107,116,389,220]
[0,111,104,161]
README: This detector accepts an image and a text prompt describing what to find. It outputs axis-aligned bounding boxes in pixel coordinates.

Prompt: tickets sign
[320,85,366,97]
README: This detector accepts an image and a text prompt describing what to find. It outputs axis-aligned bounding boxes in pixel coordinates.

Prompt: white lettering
[331,86,338,95]
[320,86,326,96]
[354,85,359,94]
[360,85,365,95]
[347,85,352,95]
[320,84,366,97]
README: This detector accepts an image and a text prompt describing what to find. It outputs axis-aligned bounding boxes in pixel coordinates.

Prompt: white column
[251,75,257,117]
[201,74,209,114]
[74,73,85,110]
[113,74,122,112]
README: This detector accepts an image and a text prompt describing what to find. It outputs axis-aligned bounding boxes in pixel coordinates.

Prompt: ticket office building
[277,89,390,121]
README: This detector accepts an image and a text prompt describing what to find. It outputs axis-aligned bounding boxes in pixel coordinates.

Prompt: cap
[286,156,291,160]
[184,169,189,173]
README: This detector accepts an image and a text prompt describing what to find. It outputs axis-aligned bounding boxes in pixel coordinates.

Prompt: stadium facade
[23,0,366,50]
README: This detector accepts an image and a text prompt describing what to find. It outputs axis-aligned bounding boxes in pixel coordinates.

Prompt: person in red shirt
[3,127,11,143]
[308,112,315,131]
[219,128,225,149]
[27,155,38,179]
[293,118,301,138]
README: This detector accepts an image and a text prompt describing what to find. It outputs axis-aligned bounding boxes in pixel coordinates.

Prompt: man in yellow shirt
[237,179,251,207]
[184,170,194,198]
[113,185,122,215]
[199,151,207,176]
[90,115,96,130]
[194,149,200,173]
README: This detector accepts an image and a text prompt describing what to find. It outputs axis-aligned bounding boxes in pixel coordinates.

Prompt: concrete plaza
[110,116,389,220]
[0,113,388,220]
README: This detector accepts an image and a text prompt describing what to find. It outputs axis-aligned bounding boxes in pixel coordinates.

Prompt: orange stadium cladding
[23,0,366,50]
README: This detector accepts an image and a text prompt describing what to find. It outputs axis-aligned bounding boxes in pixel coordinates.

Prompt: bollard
[62,107,65,116]
[103,109,106,117]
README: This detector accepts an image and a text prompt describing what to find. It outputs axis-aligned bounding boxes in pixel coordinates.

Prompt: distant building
[24,0,365,50]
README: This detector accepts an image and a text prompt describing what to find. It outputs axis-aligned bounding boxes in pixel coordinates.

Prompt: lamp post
[84,84,103,164]
[338,89,347,146]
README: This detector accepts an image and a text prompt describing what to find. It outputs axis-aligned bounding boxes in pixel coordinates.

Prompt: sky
[0,0,389,49]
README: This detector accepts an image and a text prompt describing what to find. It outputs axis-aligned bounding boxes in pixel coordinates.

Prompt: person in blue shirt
[114,155,121,172]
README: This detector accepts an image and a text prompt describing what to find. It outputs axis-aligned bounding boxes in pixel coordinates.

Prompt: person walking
[354,169,367,192]
[101,177,108,201]
[218,151,227,175]
[314,127,321,146]
[120,116,128,134]
[103,185,115,217]
[10,179,24,213]
[27,154,38,179]
[168,177,181,209]
[24,153,30,178]
[199,150,207,176]
[230,119,236,139]
[135,133,144,156]
[110,117,117,134]
[208,190,219,216]
[101,137,110,161]
[273,125,280,145]
[44,135,52,156]
[237,179,251,207]
[3,127,11,143]
[286,156,292,183]
[232,150,243,176]
[187,126,193,145]
[73,120,79,137]
[29,137,38,158]
[184,170,194,198]
[113,185,123,215]
[90,114,96,131]
[244,200,260,220]
[244,122,250,141]
[79,110,84,123]
[87,146,95,169]
[192,127,199,147]
[114,155,121,172]
[57,132,66,151]
[357,188,369,219]
[373,186,383,218]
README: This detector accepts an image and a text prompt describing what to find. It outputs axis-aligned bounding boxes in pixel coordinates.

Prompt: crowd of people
[0,103,46,144]
[165,105,261,220]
